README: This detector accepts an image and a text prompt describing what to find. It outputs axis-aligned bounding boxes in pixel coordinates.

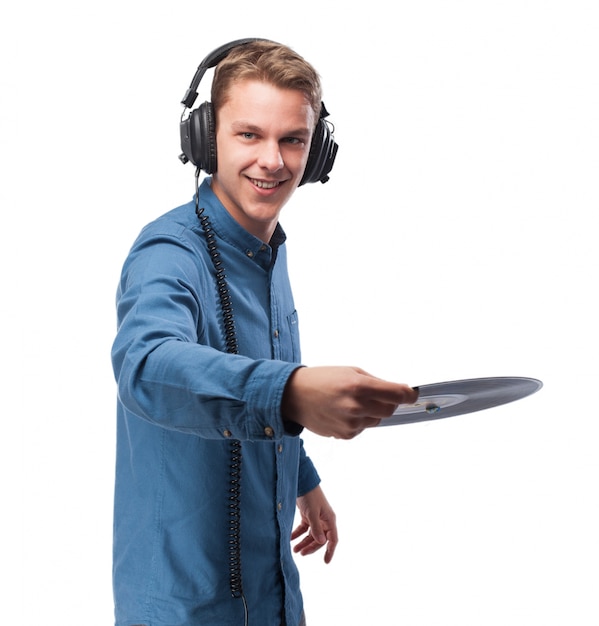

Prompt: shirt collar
[197,177,286,269]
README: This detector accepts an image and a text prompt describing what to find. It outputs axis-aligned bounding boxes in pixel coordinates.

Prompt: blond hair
[211,40,322,125]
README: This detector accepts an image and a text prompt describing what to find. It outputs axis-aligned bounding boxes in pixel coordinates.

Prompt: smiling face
[210,79,315,242]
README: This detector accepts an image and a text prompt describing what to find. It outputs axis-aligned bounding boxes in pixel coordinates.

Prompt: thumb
[309,517,326,544]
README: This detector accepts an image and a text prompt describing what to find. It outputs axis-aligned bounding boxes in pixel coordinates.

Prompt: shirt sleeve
[297,438,321,497]
[111,225,301,441]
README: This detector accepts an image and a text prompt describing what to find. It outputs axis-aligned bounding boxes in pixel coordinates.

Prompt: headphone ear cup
[197,102,217,174]
[300,118,339,186]
[192,102,216,174]
[181,102,217,172]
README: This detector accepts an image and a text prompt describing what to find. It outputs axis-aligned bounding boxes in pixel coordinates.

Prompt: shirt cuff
[245,361,304,441]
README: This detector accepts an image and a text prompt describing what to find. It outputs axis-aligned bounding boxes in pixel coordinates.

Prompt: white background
[2,1,597,624]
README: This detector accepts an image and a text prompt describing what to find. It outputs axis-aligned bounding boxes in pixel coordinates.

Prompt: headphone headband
[181,38,272,110]
[179,39,338,185]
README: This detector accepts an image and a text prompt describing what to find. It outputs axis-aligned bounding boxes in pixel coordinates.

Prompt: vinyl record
[380,376,543,427]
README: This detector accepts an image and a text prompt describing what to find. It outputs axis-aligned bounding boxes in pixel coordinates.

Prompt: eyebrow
[231,121,312,139]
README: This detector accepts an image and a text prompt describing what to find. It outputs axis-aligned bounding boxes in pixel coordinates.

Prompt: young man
[111,39,417,626]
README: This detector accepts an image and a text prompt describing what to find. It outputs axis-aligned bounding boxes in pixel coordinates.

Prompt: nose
[257,140,284,173]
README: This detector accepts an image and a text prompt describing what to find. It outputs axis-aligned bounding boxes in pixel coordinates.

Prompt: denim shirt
[111,178,320,626]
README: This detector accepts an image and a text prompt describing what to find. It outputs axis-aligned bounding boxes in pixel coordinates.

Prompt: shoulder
[121,199,209,281]
[137,199,200,242]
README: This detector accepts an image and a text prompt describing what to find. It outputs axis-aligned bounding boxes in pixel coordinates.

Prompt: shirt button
[277,502,283,511]
[273,329,279,338]
[246,250,254,258]
[278,444,283,453]
[264,426,274,438]
[223,429,232,438]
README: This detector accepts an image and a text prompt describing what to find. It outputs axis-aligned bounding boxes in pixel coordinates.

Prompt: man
[111,39,417,626]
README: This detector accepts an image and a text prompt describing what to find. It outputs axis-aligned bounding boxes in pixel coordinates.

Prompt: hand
[282,366,419,439]
[292,485,338,564]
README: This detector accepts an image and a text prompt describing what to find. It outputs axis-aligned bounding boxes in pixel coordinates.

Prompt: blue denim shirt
[111,178,320,626]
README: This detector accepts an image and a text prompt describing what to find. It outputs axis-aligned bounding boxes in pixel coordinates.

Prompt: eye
[241,132,256,140]
[282,137,303,145]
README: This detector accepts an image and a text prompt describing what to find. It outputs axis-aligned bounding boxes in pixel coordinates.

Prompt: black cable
[195,169,248,626]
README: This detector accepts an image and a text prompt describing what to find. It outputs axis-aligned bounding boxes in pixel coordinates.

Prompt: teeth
[252,179,279,189]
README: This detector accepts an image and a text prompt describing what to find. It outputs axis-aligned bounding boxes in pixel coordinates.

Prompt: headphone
[179,38,338,186]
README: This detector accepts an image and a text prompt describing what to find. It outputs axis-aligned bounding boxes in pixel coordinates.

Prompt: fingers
[334,416,380,440]
[353,375,419,413]
[324,530,337,564]
[290,520,309,541]
[337,374,417,436]
[293,529,338,563]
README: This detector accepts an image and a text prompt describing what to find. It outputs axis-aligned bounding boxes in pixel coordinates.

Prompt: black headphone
[179,38,338,186]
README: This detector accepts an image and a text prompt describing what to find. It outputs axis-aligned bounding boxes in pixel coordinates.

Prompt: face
[210,79,315,242]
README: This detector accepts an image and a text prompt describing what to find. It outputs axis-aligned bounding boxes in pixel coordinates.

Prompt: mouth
[249,178,282,190]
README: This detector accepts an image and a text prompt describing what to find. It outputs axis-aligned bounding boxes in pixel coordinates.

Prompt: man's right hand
[282,366,419,439]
